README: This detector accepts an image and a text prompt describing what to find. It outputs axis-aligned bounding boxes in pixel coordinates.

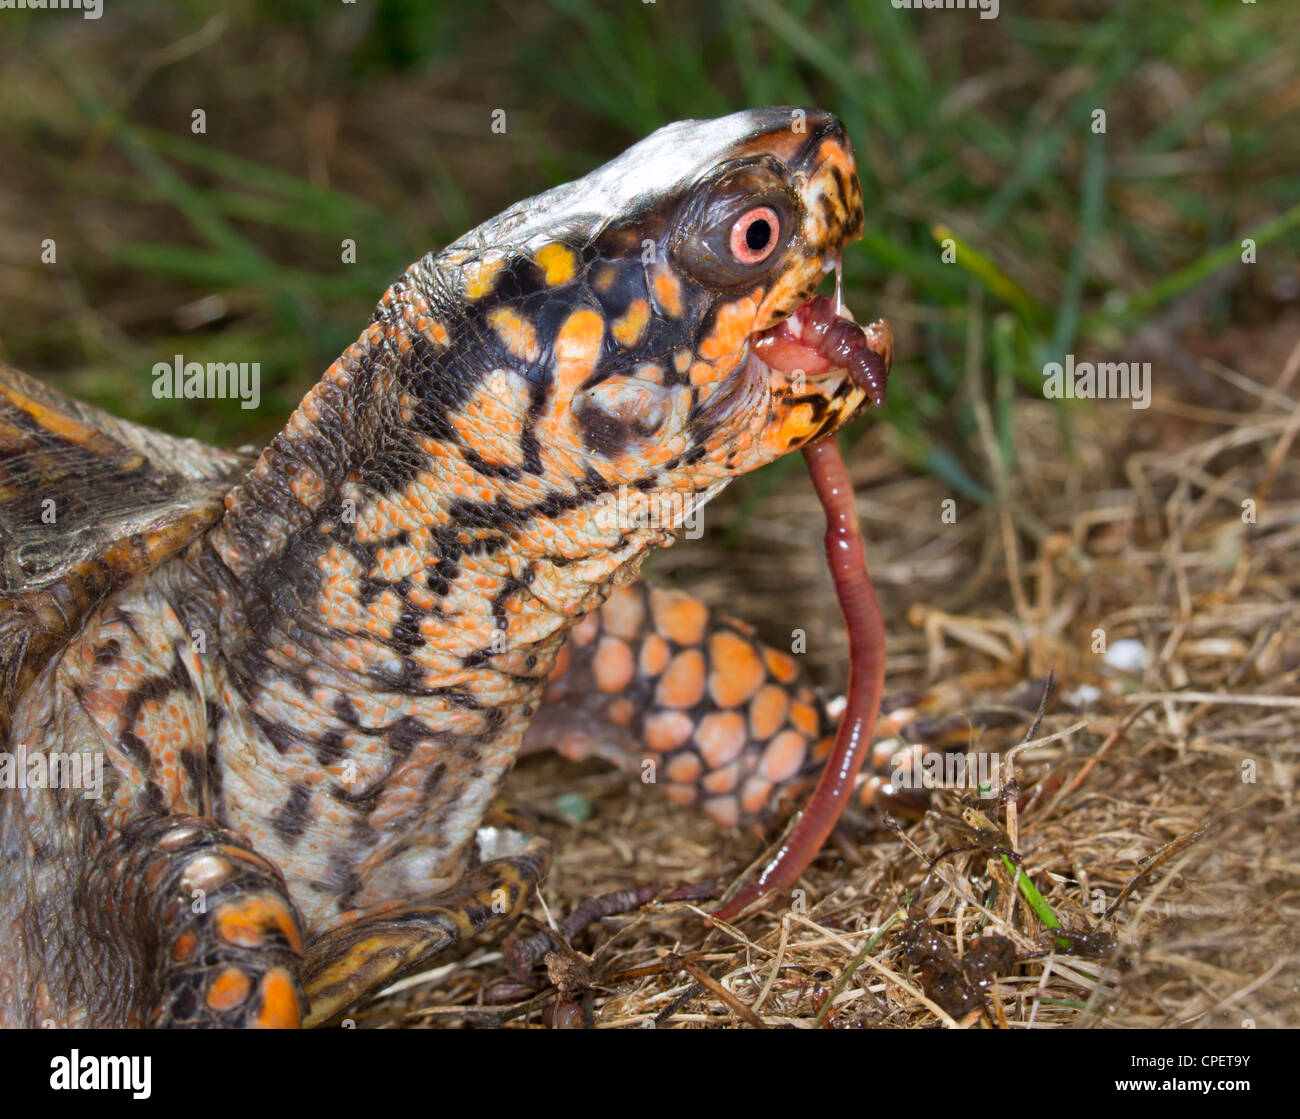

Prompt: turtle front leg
[98,814,307,1028]
[302,801,551,1027]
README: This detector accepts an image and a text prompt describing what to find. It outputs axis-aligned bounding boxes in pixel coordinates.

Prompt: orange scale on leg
[664,783,698,808]
[760,730,808,783]
[748,684,790,741]
[639,633,671,678]
[665,752,703,783]
[592,636,635,693]
[644,710,694,752]
[789,701,820,737]
[648,587,708,646]
[707,630,765,708]
[571,612,601,648]
[215,894,304,955]
[702,761,740,795]
[762,647,800,684]
[694,711,746,768]
[251,968,302,1029]
[741,776,774,817]
[655,649,706,708]
[607,698,635,726]
[547,641,573,683]
[703,796,740,829]
[206,966,253,1012]
[600,585,647,641]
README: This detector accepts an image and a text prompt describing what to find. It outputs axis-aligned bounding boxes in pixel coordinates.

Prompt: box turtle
[0,108,910,1028]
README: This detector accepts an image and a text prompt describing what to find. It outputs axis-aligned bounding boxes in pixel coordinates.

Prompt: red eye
[729,206,780,265]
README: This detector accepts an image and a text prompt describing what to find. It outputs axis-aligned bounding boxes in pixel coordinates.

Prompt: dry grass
[358,316,1300,1029]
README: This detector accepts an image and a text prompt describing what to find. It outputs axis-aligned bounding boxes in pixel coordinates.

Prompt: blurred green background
[0,0,1296,508]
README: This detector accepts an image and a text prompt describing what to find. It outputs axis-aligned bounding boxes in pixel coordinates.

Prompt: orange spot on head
[553,307,606,405]
[698,293,759,362]
[612,298,650,348]
[534,243,578,286]
[463,254,506,300]
[487,307,541,363]
[653,269,683,317]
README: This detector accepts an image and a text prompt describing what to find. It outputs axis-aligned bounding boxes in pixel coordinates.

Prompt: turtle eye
[729,207,779,264]
[670,161,793,289]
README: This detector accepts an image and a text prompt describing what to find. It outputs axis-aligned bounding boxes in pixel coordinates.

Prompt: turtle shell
[0,364,252,738]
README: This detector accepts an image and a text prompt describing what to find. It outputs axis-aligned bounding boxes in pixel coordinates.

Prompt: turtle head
[399,107,889,522]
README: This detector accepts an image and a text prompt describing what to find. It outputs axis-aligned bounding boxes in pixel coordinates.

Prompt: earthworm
[713,434,886,920]
[752,296,893,408]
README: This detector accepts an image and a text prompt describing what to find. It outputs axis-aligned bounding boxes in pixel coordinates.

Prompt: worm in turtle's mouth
[745,290,893,409]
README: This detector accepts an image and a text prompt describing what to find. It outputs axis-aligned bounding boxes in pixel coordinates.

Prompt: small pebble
[1103,638,1148,674]
[1064,684,1102,708]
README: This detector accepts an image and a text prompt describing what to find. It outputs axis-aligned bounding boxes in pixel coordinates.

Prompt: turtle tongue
[712,400,888,921]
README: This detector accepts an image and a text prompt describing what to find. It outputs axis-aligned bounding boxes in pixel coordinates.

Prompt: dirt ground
[360,313,1300,1029]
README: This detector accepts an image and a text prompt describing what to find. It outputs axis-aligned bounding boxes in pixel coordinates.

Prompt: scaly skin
[1,108,882,1027]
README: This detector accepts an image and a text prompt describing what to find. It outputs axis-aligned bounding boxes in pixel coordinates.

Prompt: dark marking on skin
[420,759,446,800]
[270,783,312,843]
[114,659,195,813]
[314,731,349,768]
[574,400,633,458]
[249,714,300,757]
[461,445,523,482]
[179,746,207,811]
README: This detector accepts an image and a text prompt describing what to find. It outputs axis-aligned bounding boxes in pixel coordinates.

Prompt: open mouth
[746,268,893,409]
